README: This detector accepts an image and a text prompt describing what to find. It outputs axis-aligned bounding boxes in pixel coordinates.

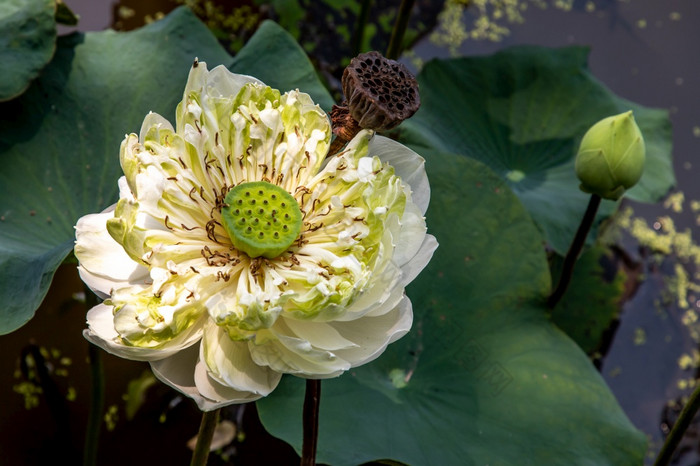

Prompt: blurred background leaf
[229,19,334,111]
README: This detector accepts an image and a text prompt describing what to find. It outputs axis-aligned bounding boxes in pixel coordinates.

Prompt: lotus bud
[574,111,646,200]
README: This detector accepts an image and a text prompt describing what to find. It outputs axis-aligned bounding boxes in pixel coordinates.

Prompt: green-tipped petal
[84,303,203,361]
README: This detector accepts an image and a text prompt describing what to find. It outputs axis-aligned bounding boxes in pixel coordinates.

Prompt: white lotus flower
[75,61,437,410]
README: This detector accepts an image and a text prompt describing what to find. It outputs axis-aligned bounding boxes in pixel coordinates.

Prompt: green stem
[386,0,415,60]
[351,0,372,57]
[547,194,601,308]
[300,379,321,466]
[83,289,104,466]
[190,409,221,466]
[654,384,700,465]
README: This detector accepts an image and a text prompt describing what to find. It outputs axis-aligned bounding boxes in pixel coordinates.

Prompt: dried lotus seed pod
[342,51,420,131]
[328,51,420,155]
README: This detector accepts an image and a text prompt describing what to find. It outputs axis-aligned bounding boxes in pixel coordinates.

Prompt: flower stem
[547,194,601,308]
[351,0,372,57]
[300,379,322,466]
[83,289,104,466]
[654,383,700,466]
[190,409,221,466]
[386,0,415,60]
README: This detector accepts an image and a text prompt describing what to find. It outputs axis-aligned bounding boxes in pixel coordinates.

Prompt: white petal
[75,210,149,297]
[369,135,430,214]
[249,326,350,378]
[205,64,262,98]
[283,318,359,351]
[337,260,403,321]
[76,268,112,301]
[359,282,406,318]
[117,176,135,202]
[399,234,438,287]
[393,202,428,267]
[194,359,263,409]
[201,323,282,396]
[149,344,234,411]
[332,296,413,368]
[84,303,203,362]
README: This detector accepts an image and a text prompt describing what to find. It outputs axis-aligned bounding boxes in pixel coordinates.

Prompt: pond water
[4,1,700,465]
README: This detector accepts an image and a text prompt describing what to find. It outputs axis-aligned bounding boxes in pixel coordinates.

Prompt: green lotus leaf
[399,46,673,254]
[0,0,57,101]
[257,153,646,465]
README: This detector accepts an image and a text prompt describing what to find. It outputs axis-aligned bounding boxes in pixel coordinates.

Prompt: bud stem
[386,0,415,60]
[351,0,372,57]
[547,194,602,308]
[654,381,700,465]
[190,408,221,466]
[301,379,322,466]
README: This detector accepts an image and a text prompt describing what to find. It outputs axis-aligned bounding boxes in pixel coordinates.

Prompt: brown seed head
[342,51,420,131]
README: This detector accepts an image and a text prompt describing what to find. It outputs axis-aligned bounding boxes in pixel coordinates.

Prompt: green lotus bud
[574,111,646,200]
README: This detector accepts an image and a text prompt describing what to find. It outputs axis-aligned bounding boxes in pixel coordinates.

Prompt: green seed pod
[221,181,303,259]
[575,111,646,200]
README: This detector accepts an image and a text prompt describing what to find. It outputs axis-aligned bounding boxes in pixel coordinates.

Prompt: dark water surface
[5,1,700,465]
